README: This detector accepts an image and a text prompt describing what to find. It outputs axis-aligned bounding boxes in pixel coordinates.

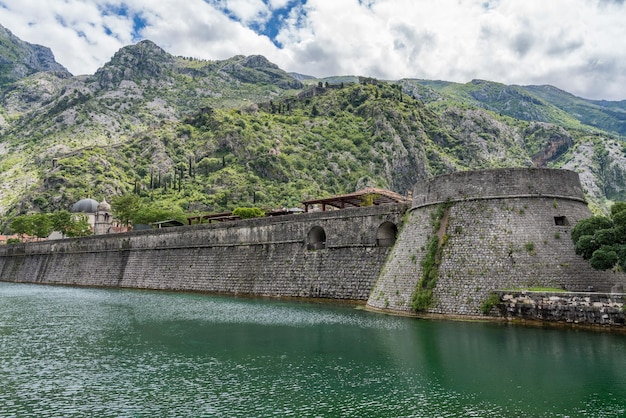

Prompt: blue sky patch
[210,0,305,48]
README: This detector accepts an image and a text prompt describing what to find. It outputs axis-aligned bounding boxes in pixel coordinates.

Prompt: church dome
[70,198,98,213]
[98,198,111,212]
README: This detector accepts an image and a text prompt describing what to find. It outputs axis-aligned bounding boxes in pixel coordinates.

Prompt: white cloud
[224,0,270,24]
[133,0,279,61]
[267,0,292,10]
[0,0,625,99]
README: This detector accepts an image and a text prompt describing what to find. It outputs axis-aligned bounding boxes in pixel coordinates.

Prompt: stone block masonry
[2,168,625,325]
[497,291,625,326]
[0,204,407,301]
[367,168,626,316]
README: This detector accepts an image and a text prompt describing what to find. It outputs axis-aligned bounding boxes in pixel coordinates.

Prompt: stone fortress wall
[366,168,625,316]
[1,168,624,323]
[0,204,406,300]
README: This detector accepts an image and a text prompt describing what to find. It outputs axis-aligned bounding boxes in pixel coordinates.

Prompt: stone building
[94,199,113,235]
[70,197,114,235]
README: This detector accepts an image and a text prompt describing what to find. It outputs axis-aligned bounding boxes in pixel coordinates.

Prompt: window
[554,216,568,226]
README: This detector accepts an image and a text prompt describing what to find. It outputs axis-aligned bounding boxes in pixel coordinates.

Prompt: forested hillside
[1,24,625,231]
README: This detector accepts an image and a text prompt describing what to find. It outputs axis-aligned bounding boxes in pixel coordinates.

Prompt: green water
[0,283,624,417]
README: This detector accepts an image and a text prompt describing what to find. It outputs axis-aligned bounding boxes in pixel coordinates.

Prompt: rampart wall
[367,168,626,316]
[0,205,407,300]
[2,168,624,325]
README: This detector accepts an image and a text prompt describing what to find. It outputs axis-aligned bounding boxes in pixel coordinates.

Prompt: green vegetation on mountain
[1,25,626,231]
[10,81,540,219]
[402,78,626,136]
[0,25,70,86]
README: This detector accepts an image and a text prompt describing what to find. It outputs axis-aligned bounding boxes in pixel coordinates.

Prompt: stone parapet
[412,168,585,208]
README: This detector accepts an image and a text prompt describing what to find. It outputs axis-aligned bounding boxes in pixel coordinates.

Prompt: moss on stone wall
[411,203,450,311]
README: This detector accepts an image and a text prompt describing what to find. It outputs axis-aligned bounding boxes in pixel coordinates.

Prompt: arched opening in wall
[554,216,569,226]
[376,222,398,247]
[307,226,326,250]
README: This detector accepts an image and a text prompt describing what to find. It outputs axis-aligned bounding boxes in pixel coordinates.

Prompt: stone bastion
[411,167,586,207]
[1,167,624,322]
[367,168,625,316]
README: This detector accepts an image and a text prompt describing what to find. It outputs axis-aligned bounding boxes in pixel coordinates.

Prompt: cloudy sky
[1,0,625,100]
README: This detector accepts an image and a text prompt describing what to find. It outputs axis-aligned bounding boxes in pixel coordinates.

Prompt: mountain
[400,79,626,136]
[0,24,71,86]
[0,31,625,230]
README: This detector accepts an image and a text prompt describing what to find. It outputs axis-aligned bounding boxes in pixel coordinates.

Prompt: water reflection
[0,282,624,417]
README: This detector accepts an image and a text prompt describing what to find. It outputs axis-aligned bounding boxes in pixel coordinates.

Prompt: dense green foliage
[232,207,265,219]
[1,30,626,232]
[111,195,186,226]
[9,211,91,239]
[571,202,626,270]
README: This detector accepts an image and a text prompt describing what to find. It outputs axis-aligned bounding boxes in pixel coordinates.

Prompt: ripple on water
[1,282,625,417]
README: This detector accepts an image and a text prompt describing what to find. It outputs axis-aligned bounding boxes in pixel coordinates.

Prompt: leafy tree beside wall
[9,211,91,240]
[111,194,186,227]
[51,211,92,238]
[571,202,626,270]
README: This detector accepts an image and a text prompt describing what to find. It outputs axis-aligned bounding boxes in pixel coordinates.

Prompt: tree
[111,194,185,226]
[62,213,92,238]
[571,202,626,270]
[232,207,265,219]
[590,247,618,270]
[571,216,613,243]
[9,211,92,240]
[574,235,599,259]
[50,210,73,233]
[30,213,52,239]
[10,215,35,238]
[111,194,143,226]
[49,210,92,237]
[133,205,186,225]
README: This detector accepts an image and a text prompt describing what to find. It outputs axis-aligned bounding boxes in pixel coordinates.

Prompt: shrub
[571,203,626,271]
[480,292,501,315]
[590,247,618,270]
[232,207,265,219]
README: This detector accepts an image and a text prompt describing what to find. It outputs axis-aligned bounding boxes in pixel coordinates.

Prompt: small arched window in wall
[376,222,398,247]
[307,226,326,250]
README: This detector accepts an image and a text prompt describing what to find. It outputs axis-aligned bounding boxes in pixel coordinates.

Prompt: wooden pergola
[151,219,185,229]
[187,212,241,225]
[301,187,411,212]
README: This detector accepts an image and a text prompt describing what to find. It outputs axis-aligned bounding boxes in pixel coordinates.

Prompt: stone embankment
[496,291,625,327]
